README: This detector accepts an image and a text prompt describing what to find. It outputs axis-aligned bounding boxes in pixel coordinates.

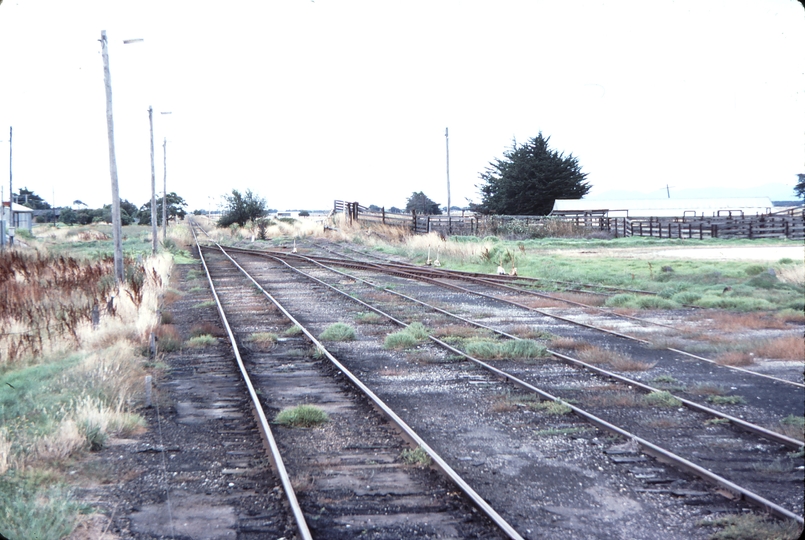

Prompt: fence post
[427,215,431,233]
[411,209,417,232]
[382,206,386,225]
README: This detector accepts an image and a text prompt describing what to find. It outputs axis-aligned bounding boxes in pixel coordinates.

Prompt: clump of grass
[508,325,552,340]
[156,325,182,352]
[192,300,216,309]
[778,415,805,441]
[384,331,419,350]
[400,446,432,466]
[0,475,82,540]
[274,405,329,428]
[714,351,753,366]
[707,395,746,405]
[705,418,730,426]
[652,375,680,384]
[284,325,303,337]
[432,324,486,339]
[189,322,222,338]
[185,334,216,348]
[608,356,655,372]
[549,336,585,349]
[530,400,572,415]
[688,384,725,396]
[160,311,173,324]
[460,338,546,360]
[502,340,547,359]
[757,336,805,361]
[384,323,430,350]
[697,513,802,540]
[319,323,356,341]
[355,312,383,324]
[249,332,278,344]
[643,391,682,408]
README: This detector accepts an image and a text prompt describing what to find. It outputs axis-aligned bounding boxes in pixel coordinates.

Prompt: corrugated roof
[551,197,774,217]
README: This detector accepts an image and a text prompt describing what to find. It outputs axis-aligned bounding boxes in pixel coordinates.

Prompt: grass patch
[652,375,680,384]
[707,395,746,405]
[189,322,222,338]
[400,446,432,466]
[460,338,546,360]
[355,312,384,324]
[705,418,730,426]
[156,325,182,352]
[319,323,356,341]
[534,427,586,437]
[757,336,805,361]
[274,405,329,428]
[714,351,753,366]
[698,513,802,540]
[248,332,278,344]
[384,323,430,350]
[778,415,805,441]
[0,474,84,540]
[284,325,303,336]
[185,334,216,348]
[530,400,572,415]
[192,300,216,309]
[643,391,682,408]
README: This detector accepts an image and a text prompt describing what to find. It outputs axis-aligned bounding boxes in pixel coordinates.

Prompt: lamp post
[100,30,124,283]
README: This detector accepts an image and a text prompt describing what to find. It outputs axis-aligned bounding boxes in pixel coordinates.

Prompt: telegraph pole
[8,126,12,246]
[101,30,124,283]
[445,127,451,219]
[162,137,167,241]
[149,106,157,255]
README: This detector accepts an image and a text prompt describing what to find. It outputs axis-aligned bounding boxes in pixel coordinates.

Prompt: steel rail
[191,227,314,540]
[263,250,805,450]
[257,247,804,389]
[222,245,804,526]
[206,242,526,540]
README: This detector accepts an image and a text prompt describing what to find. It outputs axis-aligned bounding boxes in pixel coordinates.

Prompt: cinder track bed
[208,247,800,539]
[200,248,510,539]
[240,250,804,519]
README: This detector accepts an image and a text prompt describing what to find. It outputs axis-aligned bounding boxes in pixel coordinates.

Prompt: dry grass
[432,324,487,339]
[0,429,11,475]
[549,336,585,349]
[687,384,725,396]
[776,264,805,287]
[714,351,754,366]
[507,325,550,340]
[587,392,641,408]
[704,312,788,331]
[523,297,567,309]
[754,335,805,361]
[553,292,607,307]
[190,322,224,338]
[608,356,656,372]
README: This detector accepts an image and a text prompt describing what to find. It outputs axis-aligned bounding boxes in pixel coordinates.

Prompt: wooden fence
[332,201,805,240]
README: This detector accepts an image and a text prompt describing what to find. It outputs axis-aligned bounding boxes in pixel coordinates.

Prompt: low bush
[400,446,432,466]
[186,334,216,348]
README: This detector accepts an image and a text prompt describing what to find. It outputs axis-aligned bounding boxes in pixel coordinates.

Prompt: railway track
[192,229,519,539]
[190,230,804,535]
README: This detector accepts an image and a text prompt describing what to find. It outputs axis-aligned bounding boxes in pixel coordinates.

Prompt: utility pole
[101,30,124,283]
[162,137,167,241]
[666,184,670,198]
[149,106,157,255]
[445,127,451,219]
[6,126,12,247]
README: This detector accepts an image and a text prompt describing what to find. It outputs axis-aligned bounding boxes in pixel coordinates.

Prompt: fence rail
[333,201,805,240]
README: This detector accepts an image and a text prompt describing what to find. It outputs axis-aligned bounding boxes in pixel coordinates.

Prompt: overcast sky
[0,0,803,213]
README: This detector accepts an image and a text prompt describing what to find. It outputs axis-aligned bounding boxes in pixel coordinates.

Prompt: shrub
[463,340,502,359]
[355,312,383,324]
[605,294,638,308]
[671,291,701,304]
[284,325,303,336]
[635,296,679,309]
[156,325,182,352]
[274,405,329,427]
[319,323,356,341]
[744,264,766,276]
[501,340,547,359]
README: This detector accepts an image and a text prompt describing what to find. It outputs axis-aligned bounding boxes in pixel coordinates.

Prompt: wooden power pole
[101,30,124,283]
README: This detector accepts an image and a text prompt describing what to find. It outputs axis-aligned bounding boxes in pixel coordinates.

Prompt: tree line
[13,187,188,226]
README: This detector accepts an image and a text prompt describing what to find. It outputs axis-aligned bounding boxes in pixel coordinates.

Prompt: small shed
[2,202,34,232]
[550,197,775,218]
